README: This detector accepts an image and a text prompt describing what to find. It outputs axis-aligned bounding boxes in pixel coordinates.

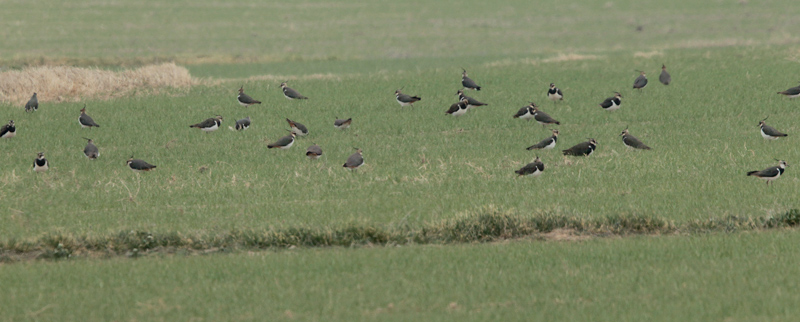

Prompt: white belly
[548,93,562,101]
[34,164,48,172]
[201,124,219,132]
[605,103,620,111]
[279,141,294,149]
[761,128,779,140]
[1,131,15,138]
[291,128,306,136]
[543,140,556,149]
[238,100,250,107]
[519,113,534,120]
[452,108,468,117]
[396,98,411,106]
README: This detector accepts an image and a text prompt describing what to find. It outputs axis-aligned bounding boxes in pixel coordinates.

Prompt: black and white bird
[334,117,352,129]
[526,129,559,150]
[190,115,223,132]
[599,92,623,111]
[562,138,597,156]
[515,156,545,177]
[25,93,38,112]
[0,120,15,139]
[127,156,156,172]
[759,117,788,140]
[620,128,651,150]
[633,71,648,91]
[532,105,561,127]
[512,103,535,120]
[547,83,563,102]
[286,118,309,136]
[33,152,49,172]
[343,148,364,170]
[306,144,323,160]
[79,105,100,128]
[395,89,421,107]
[229,116,251,131]
[777,84,800,98]
[659,64,671,85]
[456,90,487,109]
[747,160,788,185]
[83,138,99,159]
[461,68,481,91]
[280,82,308,100]
[267,132,296,149]
[237,86,261,107]
[445,99,470,117]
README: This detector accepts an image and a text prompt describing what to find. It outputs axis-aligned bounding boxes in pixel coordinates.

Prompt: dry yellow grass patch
[484,53,602,68]
[0,63,192,106]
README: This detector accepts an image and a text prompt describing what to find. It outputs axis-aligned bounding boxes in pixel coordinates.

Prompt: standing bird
[515,156,545,177]
[395,89,422,107]
[599,92,623,111]
[190,115,223,132]
[633,70,648,91]
[281,82,308,100]
[512,103,535,120]
[759,117,788,140]
[33,152,49,172]
[777,84,800,98]
[237,86,262,107]
[445,99,470,117]
[562,138,598,156]
[343,148,364,170]
[456,90,487,109]
[620,128,651,150]
[747,160,788,185]
[267,132,296,149]
[547,83,563,102]
[286,119,309,136]
[461,68,481,91]
[334,117,352,129]
[25,93,38,112]
[0,120,16,138]
[306,144,323,160]
[79,105,100,128]
[229,116,251,131]
[532,105,561,127]
[526,129,559,150]
[83,138,99,159]
[127,156,156,172]
[659,64,671,85]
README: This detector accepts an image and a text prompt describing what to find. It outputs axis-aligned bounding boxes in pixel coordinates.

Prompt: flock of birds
[3,66,799,184]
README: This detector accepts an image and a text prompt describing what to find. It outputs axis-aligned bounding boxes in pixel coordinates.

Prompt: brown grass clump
[0,63,192,106]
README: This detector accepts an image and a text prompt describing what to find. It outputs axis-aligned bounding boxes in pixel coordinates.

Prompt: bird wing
[755,166,781,178]
[534,111,559,124]
[191,118,216,128]
[762,125,787,137]
[634,75,647,88]
[659,70,671,85]
[623,135,650,149]
[563,142,590,155]
[238,93,261,104]
[512,107,529,118]
[345,153,364,167]
[284,87,307,99]
[462,77,480,89]
[527,136,555,150]
[80,114,99,127]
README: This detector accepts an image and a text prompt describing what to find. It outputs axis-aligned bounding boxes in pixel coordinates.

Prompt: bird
[562,138,598,156]
[343,148,364,169]
[33,152,49,172]
[547,83,563,102]
[445,99,470,116]
[515,156,545,177]
[526,129,559,150]
[79,105,100,128]
[395,88,421,107]
[633,70,648,91]
[127,156,156,172]
[456,90,487,109]
[777,84,800,98]
[229,116,251,131]
[747,160,788,185]
[620,127,651,150]
[532,105,561,127]
[461,68,481,91]
[83,138,99,159]
[512,103,535,120]
[280,82,308,100]
[287,118,309,136]
[599,92,623,111]
[267,132,296,149]
[334,117,352,129]
[237,86,262,107]
[190,115,223,132]
[659,64,671,85]
[0,120,15,139]
[759,117,788,140]
[306,144,323,159]
[25,93,38,112]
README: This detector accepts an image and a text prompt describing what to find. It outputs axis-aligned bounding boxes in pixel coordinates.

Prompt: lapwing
[515,156,544,177]
[306,144,323,160]
[287,118,309,136]
[445,98,470,117]
[759,117,788,140]
[395,89,421,107]
[532,105,561,127]
[599,92,623,111]
[620,128,651,150]
[237,86,262,107]
[25,93,38,112]
[33,152,49,172]
[526,129,559,150]
[512,103,535,121]
[633,71,647,91]
[461,68,481,91]
[267,131,296,149]
[456,90,487,109]
[127,156,156,172]
[659,64,671,85]
[79,105,100,128]
[562,138,597,156]
[777,84,800,98]
[547,83,563,102]
[747,160,788,185]
[229,116,251,131]
[343,148,364,170]
[190,115,223,132]
[0,120,15,139]
[83,138,99,160]
[280,82,308,100]
[334,117,352,129]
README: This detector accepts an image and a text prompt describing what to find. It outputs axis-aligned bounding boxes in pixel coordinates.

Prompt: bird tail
[190,125,197,128]
[267,144,276,149]
[255,101,262,104]
[476,87,481,91]
[747,171,758,176]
